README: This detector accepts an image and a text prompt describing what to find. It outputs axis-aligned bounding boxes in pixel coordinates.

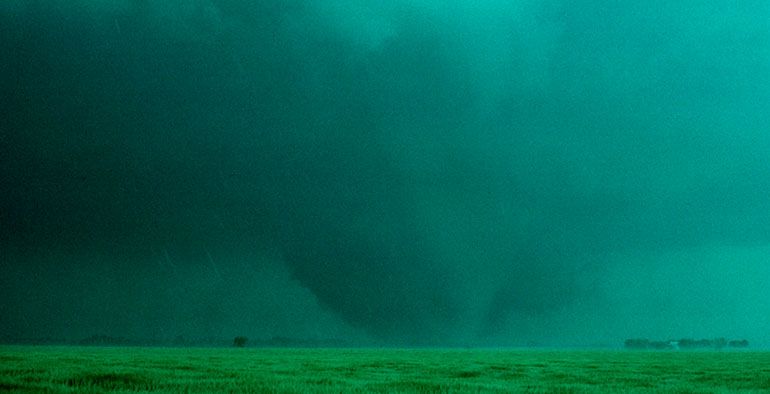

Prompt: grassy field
[1,346,769,393]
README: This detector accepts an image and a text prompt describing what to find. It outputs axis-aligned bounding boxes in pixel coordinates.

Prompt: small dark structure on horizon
[79,335,134,346]
[233,336,248,348]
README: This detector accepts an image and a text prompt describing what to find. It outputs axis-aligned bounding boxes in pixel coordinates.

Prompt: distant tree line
[624,338,749,350]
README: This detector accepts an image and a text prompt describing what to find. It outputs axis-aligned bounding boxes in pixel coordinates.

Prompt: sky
[1,0,769,347]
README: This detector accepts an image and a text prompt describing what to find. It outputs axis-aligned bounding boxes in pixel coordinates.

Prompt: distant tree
[728,339,749,348]
[233,336,248,348]
[695,339,713,348]
[678,338,695,349]
[624,338,650,349]
[649,341,673,350]
[713,338,727,350]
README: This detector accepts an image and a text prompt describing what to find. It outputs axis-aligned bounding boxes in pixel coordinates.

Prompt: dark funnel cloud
[1,0,769,347]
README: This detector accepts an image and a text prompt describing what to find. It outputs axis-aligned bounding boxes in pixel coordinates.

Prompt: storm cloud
[1,1,769,346]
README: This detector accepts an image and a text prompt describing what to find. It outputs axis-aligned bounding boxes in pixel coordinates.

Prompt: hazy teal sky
[1,1,769,347]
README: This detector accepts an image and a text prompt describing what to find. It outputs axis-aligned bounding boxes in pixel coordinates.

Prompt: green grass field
[1,346,769,393]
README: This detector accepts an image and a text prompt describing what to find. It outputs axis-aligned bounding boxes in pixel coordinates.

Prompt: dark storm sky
[1,1,769,346]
